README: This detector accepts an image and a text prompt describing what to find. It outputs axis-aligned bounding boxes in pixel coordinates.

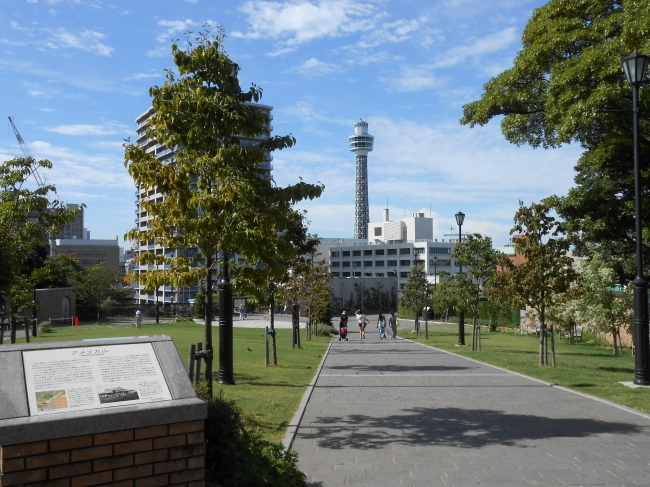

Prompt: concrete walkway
[292,324,650,487]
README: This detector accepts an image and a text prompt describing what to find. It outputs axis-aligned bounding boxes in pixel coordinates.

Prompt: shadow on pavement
[323,364,475,373]
[298,407,645,450]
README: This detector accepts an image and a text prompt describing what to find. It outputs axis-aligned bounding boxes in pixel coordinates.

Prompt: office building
[51,237,120,271]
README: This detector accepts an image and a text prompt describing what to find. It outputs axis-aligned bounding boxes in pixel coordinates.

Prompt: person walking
[134,309,142,330]
[339,311,349,341]
[388,311,398,339]
[377,313,387,339]
[355,309,366,340]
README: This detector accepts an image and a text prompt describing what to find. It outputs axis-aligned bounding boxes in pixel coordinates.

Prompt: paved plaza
[292,323,650,487]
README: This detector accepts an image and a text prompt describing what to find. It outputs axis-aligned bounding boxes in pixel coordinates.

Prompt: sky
[0,0,583,247]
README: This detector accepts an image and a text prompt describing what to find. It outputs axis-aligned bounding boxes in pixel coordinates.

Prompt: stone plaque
[22,342,172,416]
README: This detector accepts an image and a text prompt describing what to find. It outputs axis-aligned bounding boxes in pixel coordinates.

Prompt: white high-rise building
[132,104,273,306]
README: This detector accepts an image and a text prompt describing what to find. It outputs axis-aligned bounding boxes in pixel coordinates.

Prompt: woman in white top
[355,309,366,340]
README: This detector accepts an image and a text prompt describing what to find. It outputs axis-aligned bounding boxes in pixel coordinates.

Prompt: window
[400,283,405,290]
[387,260,397,266]
[364,273,373,277]
[331,262,340,267]
[387,248,397,255]
[364,261,373,267]
[414,248,424,255]
[331,272,340,277]
[375,249,384,255]
[375,261,384,267]
[331,250,340,257]
[364,250,372,256]
[430,259,451,266]
[374,227,382,236]
[343,262,350,267]
[400,248,410,255]
[353,261,361,267]
[375,273,385,277]
[400,272,409,278]
[430,247,451,254]
[354,272,361,277]
[353,250,361,256]
[343,272,351,277]
[400,260,411,266]
[387,271,397,277]
[343,251,350,257]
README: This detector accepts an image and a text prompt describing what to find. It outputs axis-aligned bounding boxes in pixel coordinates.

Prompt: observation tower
[349,119,374,239]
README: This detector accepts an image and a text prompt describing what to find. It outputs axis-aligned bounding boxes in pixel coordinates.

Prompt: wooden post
[188,344,196,382]
[24,319,30,343]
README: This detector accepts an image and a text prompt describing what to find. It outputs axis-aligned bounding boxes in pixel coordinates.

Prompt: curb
[401,336,650,422]
[282,338,334,451]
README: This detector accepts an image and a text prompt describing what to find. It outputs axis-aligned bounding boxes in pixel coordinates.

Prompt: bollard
[195,342,203,386]
[188,344,196,382]
[265,327,269,367]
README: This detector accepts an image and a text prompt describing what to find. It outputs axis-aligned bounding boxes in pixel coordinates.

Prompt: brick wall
[0,420,205,487]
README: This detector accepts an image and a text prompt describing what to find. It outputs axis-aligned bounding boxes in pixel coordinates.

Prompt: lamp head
[230,62,240,77]
[622,52,649,85]
[455,211,465,226]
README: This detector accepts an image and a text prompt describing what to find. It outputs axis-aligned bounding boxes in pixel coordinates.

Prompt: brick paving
[292,324,650,487]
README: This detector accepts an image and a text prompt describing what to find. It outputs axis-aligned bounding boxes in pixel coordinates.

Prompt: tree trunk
[477,325,481,351]
[617,329,623,356]
[10,313,16,345]
[270,291,277,365]
[204,255,214,396]
[550,325,556,367]
[539,325,544,366]
[612,327,618,356]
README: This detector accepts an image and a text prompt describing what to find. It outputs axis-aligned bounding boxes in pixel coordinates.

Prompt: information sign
[22,343,172,416]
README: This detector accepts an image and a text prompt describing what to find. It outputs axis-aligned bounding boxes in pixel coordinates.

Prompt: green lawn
[399,324,650,414]
[24,322,331,442]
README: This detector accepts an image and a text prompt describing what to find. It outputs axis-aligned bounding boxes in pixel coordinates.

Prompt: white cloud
[288,57,343,76]
[183,0,198,3]
[385,65,443,92]
[146,46,169,58]
[433,27,518,69]
[267,47,296,57]
[121,72,161,80]
[155,19,198,43]
[232,0,379,46]
[46,122,129,136]
[29,90,47,97]
[47,28,114,56]
[40,108,55,112]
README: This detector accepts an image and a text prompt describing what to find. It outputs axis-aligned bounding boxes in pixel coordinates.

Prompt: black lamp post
[622,52,650,385]
[218,253,235,385]
[455,211,466,346]
[433,256,438,321]
[425,283,429,340]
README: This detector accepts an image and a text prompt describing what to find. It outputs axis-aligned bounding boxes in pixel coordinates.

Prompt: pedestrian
[388,311,398,339]
[282,304,287,315]
[377,312,387,339]
[134,309,142,330]
[339,311,349,341]
[355,309,366,340]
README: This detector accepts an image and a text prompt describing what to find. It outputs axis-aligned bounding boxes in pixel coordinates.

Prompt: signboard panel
[22,343,172,416]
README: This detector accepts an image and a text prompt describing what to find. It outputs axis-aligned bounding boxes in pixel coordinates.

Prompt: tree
[279,258,332,345]
[32,254,84,289]
[460,0,650,282]
[399,262,427,332]
[577,250,633,355]
[0,157,78,342]
[73,264,131,322]
[452,234,501,350]
[492,201,576,366]
[124,28,323,391]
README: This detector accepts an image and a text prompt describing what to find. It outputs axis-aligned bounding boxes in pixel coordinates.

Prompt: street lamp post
[433,256,438,321]
[218,253,235,385]
[622,52,650,385]
[455,211,466,346]
[425,284,429,340]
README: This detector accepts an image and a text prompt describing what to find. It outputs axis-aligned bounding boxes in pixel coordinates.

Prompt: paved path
[292,325,650,487]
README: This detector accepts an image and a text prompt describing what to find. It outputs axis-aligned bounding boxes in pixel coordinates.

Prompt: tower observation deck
[349,119,374,240]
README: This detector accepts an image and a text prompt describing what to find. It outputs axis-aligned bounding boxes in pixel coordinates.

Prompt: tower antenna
[8,116,45,187]
[348,118,373,239]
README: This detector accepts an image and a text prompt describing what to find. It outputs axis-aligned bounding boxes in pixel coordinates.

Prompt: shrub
[196,387,306,487]
[194,287,220,319]
[38,321,52,332]
[315,304,333,326]
[316,323,336,337]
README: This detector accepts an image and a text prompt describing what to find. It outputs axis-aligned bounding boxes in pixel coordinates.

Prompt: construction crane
[8,116,45,187]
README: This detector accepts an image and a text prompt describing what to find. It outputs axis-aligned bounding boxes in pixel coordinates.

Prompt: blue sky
[0,0,582,246]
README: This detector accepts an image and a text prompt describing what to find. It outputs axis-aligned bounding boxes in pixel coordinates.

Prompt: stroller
[339,324,348,341]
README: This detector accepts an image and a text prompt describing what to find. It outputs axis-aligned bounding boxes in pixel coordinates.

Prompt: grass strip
[24,321,331,442]
[399,324,650,414]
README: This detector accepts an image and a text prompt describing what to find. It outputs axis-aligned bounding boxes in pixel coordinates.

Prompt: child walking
[377,313,387,339]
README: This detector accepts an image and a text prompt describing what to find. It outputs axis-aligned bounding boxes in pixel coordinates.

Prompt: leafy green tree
[492,201,576,366]
[399,262,427,331]
[452,234,502,350]
[194,285,219,320]
[32,254,84,289]
[124,28,323,389]
[0,157,79,341]
[431,271,455,322]
[460,0,650,281]
[73,264,131,322]
[577,250,633,355]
